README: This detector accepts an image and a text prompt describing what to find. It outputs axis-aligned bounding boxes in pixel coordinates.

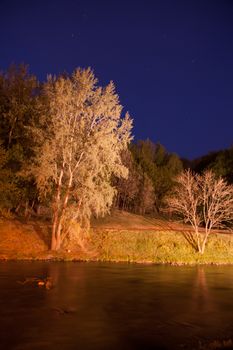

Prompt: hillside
[92,210,191,231]
[91,210,230,234]
[0,218,49,259]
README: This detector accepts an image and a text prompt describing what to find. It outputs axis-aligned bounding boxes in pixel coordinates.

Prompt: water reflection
[0,262,233,350]
[192,267,211,312]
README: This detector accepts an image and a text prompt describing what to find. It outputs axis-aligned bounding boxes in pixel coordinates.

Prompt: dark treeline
[114,143,233,215]
[0,64,232,219]
[114,141,183,214]
[0,64,40,217]
[188,148,233,184]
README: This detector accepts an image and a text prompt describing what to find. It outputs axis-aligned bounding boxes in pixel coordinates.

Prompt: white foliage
[32,68,133,249]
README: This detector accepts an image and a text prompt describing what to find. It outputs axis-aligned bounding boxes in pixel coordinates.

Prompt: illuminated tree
[167,170,233,254]
[31,68,132,250]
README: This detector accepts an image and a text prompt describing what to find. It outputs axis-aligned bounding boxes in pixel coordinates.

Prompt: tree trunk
[8,116,17,148]
[51,171,72,251]
[51,233,57,250]
[51,169,64,250]
[51,207,63,250]
[200,228,210,254]
[51,209,59,250]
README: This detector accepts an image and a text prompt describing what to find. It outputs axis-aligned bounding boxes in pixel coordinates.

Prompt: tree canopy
[29,68,132,250]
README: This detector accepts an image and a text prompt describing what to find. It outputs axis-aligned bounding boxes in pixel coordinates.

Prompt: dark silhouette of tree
[0,64,39,215]
[130,139,183,213]
[188,146,233,185]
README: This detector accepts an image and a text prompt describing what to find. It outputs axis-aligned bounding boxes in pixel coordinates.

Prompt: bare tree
[167,169,233,254]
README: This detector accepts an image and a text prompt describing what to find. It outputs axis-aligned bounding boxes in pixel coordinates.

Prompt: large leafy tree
[31,68,132,250]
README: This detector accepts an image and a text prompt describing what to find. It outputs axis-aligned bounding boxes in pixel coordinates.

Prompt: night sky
[1,0,233,159]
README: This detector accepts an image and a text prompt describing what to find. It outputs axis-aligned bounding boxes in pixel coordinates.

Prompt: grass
[197,338,233,349]
[90,229,233,265]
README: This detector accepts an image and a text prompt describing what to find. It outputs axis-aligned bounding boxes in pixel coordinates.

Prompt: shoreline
[1,254,233,266]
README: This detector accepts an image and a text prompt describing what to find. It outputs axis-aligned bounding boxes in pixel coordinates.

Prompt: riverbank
[91,229,233,265]
[0,212,233,265]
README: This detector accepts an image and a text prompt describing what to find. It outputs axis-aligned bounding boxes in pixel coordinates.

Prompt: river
[0,262,233,349]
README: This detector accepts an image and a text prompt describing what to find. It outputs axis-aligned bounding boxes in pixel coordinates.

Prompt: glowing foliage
[31,68,132,250]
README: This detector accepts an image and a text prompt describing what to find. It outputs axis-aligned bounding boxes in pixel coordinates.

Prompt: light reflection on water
[0,262,233,349]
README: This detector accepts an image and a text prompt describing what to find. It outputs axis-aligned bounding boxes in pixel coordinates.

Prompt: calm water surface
[0,262,233,350]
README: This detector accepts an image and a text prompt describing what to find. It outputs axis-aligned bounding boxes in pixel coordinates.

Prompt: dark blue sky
[1,0,233,159]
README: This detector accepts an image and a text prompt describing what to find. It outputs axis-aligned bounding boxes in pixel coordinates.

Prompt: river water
[0,262,233,350]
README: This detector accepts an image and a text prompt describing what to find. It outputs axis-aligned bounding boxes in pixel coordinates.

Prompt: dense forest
[0,64,232,249]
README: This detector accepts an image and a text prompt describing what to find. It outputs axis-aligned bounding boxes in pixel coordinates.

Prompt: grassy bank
[1,213,233,264]
[91,229,233,265]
